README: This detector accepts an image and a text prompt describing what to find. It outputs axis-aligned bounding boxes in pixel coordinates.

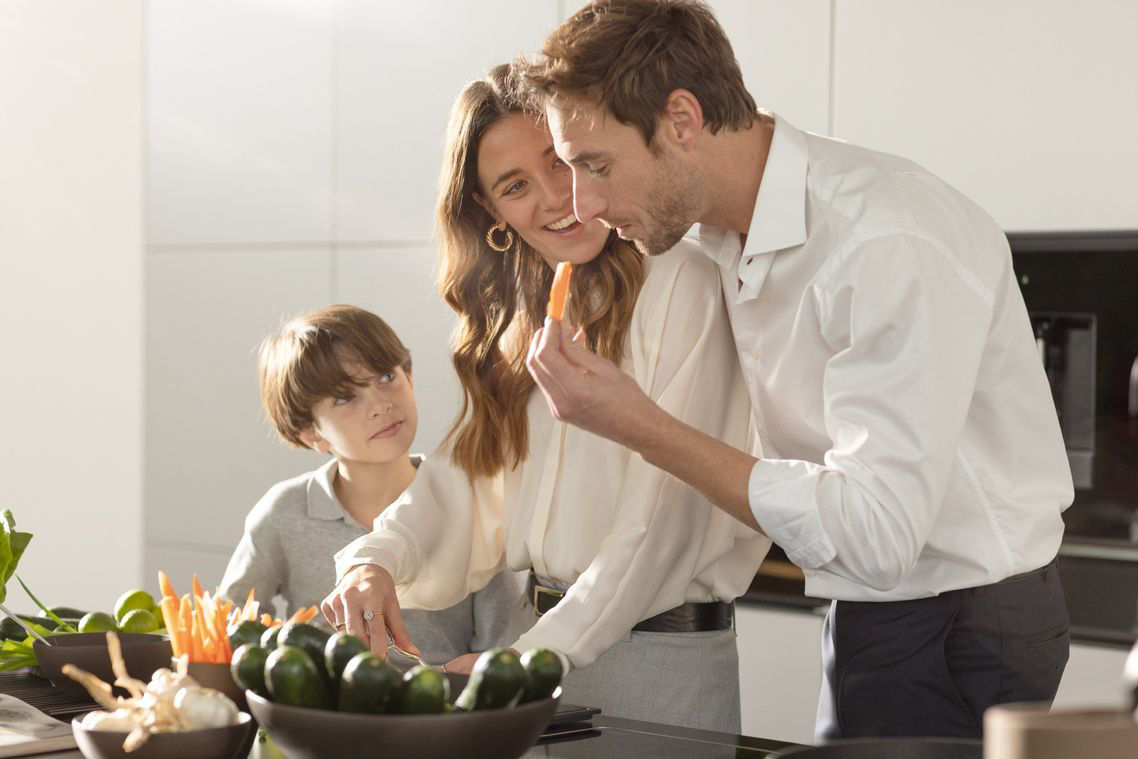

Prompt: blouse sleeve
[512,247,755,669]
[332,453,508,610]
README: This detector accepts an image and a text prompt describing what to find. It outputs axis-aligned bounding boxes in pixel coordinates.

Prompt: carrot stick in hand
[546,261,573,322]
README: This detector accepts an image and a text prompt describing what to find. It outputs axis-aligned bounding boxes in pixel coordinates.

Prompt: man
[521,0,1073,741]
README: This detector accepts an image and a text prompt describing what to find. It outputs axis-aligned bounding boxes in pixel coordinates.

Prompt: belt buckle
[533,585,564,617]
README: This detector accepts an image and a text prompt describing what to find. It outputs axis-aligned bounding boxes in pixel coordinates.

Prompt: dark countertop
[523,715,795,757]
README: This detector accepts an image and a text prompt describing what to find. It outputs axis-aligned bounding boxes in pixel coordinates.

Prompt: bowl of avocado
[240,630,564,759]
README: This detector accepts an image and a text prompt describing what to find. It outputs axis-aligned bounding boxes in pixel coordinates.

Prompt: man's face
[547,100,704,257]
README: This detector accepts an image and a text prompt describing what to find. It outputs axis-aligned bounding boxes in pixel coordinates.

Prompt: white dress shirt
[697,114,1072,602]
[335,241,770,668]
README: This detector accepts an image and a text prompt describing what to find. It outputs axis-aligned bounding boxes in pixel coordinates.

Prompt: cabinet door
[736,604,825,745]
[832,0,1138,230]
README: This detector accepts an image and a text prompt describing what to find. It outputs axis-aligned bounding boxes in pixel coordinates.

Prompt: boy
[219,304,522,664]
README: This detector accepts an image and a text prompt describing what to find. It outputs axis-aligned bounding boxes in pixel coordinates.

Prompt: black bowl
[184,660,247,712]
[34,633,172,700]
[771,737,983,758]
[246,682,560,759]
[71,712,254,759]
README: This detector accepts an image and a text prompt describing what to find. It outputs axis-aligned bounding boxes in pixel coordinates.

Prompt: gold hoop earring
[485,223,514,253]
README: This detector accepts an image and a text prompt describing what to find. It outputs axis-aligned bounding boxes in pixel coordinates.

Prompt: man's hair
[258,304,411,448]
[519,0,757,145]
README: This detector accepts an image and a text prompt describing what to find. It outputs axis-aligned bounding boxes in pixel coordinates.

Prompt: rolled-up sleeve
[333,455,507,610]
[749,233,993,590]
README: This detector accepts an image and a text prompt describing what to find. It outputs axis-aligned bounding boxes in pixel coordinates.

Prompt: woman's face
[476,112,610,269]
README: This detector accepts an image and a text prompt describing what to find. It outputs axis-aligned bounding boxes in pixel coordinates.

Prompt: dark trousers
[816,558,1070,740]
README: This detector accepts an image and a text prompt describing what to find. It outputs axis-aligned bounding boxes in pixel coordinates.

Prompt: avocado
[337,653,401,714]
[392,665,449,714]
[454,648,526,711]
[260,625,281,651]
[229,619,268,653]
[324,632,369,684]
[519,648,564,702]
[277,622,331,676]
[230,643,270,698]
[264,644,332,710]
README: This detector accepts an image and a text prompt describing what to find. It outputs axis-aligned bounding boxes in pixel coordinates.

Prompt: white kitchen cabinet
[147,0,334,246]
[832,0,1138,231]
[335,1,561,243]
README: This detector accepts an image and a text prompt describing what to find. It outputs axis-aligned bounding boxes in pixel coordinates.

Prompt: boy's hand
[320,563,420,660]
[444,648,520,675]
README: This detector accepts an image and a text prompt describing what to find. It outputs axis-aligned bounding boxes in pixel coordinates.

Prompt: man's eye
[588,164,610,178]
[552,157,567,169]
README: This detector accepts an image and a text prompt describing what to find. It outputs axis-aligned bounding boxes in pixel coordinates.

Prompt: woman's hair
[436,63,644,479]
[259,304,412,448]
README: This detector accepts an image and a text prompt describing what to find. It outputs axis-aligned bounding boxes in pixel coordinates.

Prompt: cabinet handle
[1130,354,1138,418]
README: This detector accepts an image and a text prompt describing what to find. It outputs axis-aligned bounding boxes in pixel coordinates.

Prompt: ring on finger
[363,610,383,622]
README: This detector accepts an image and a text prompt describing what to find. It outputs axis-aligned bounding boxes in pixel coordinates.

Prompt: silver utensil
[0,603,52,645]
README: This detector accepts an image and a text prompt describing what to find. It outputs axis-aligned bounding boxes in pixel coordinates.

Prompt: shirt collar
[305,455,424,523]
[307,458,344,521]
[742,114,809,258]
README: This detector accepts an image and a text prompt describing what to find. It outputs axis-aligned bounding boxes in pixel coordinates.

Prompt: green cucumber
[337,653,400,714]
[454,648,526,711]
[265,645,331,710]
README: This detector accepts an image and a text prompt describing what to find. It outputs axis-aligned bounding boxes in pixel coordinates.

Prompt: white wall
[0,1,144,614]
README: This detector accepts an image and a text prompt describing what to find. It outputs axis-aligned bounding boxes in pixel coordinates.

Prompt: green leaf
[0,510,33,606]
[14,577,71,631]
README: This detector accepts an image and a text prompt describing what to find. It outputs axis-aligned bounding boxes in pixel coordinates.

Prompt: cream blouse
[334,240,770,669]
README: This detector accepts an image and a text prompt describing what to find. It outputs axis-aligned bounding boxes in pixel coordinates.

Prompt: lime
[118,608,159,633]
[113,589,157,623]
[78,611,118,633]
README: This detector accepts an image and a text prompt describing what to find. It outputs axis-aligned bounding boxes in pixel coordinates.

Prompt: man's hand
[320,564,420,660]
[526,316,659,448]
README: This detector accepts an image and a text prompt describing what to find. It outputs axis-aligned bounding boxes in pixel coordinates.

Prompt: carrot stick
[159,597,181,657]
[158,571,177,601]
[192,574,204,601]
[260,613,274,628]
[286,607,307,624]
[300,606,319,623]
[546,261,573,321]
[189,615,205,662]
[239,588,256,620]
[178,596,193,662]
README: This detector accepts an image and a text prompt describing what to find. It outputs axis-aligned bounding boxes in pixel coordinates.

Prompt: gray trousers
[511,593,742,733]
[817,557,1070,740]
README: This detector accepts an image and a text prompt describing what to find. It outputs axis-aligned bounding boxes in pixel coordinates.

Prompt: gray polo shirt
[218,456,523,665]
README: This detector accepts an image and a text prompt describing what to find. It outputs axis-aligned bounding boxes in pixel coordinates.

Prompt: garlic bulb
[79,709,140,732]
[172,685,238,729]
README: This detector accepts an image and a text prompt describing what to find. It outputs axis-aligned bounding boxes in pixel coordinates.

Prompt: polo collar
[305,455,424,523]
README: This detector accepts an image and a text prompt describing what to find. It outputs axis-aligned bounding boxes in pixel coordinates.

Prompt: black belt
[526,573,734,633]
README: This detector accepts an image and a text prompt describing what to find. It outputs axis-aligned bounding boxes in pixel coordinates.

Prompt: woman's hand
[320,563,420,659]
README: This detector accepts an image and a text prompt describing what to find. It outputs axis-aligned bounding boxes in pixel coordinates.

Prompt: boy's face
[301,363,417,466]
[547,99,704,257]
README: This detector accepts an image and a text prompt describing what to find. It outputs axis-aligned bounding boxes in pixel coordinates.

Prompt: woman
[321,64,769,731]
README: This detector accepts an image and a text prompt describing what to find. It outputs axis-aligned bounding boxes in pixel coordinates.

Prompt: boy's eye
[379,372,397,384]
[333,394,355,406]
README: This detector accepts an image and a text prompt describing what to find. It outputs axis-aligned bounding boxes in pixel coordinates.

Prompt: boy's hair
[518,0,757,146]
[258,305,412,448]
